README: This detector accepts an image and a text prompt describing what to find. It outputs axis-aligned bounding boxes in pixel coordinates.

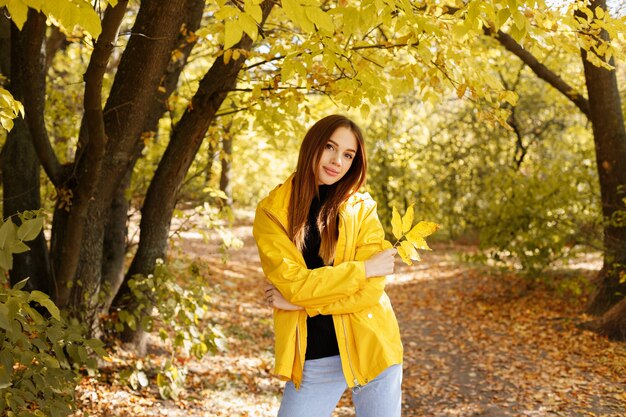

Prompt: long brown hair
[289,115,367,265]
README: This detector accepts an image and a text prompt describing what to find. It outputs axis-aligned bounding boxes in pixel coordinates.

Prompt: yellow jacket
[253,174,403,389]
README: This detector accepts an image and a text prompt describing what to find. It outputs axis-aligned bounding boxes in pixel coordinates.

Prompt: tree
[483,0,626,338]
[1,0,625,352]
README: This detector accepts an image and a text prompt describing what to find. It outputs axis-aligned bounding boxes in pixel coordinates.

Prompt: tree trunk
[100,170,131,313]
[1,118,51,293]
[52,0,185,320]
[0,11,9,78]
[219,133,233,209]
[112,0,275,352]
[204,138,220,186]
[594,298,626,341]
[1,17,51,294]
[100,0,206,314]
[491,0,626,338]
[53,3,129,320]
[578,0,626,319]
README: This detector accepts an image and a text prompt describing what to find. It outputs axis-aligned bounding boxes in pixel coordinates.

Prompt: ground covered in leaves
[76,221,626,416]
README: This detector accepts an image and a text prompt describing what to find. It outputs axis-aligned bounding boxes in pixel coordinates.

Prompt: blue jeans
[277,355,402,417]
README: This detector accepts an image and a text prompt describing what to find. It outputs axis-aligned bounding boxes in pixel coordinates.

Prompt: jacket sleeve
[253,206,367,307]
[305,200,388,316]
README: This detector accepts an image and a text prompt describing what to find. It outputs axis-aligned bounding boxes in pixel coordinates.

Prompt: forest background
[0,0,626,416]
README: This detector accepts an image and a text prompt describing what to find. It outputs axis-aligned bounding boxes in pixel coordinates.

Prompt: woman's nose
[331,153,341,166]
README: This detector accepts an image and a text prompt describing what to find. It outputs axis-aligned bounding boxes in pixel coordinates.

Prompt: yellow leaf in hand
[402,204,414,234]
[400,240,420,262]
[382,240,393,250]
[406,235,431,251]
[391,206,402,239]
[407,221,440,240]
[397,245,412,265]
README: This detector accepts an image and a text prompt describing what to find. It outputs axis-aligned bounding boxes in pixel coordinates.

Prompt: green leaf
[0,304,11,331]
[402,204,414,234]
[38,298,61,321]
[0,219,17,249]
[391,206,402,239]
[9,240,30,254]
[17,217,44,241]
[13,277,29,290]
[0,249,13,271]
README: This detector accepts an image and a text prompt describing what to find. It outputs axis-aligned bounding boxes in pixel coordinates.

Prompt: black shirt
[303,186,340,360]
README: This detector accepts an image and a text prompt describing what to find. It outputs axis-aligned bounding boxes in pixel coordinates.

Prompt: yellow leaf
[400,240,420,261]
[391,206,402,239]
[223,49,233,64]
[456,83,467,99]
[406,235,431,251]
[244,0,263,22]
[452,22,469,40]
[305,6,334,32]
[402,204,414,234]
[382,240,393,249]
[496,8,510,30]
[397,245,412,265]
[224,20,243,49]
[407,221,440,239]
[239,13,258,40]
[7,0,29,30]
[360,103,370,119]
[512,10,526,31]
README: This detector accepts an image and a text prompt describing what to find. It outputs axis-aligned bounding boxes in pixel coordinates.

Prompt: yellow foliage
[388,204,440,265]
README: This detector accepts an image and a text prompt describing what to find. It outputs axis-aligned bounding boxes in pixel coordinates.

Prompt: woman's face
[316,126,358,186]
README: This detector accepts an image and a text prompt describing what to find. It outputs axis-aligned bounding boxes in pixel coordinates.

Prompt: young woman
[253,115,403,417]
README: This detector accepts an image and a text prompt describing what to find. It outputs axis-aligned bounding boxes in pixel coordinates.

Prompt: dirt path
[77,222,626,416]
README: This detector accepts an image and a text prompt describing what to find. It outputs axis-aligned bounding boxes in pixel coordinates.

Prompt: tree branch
[55,0,129,306]
[21,10,63,186]
[488,28,591,118]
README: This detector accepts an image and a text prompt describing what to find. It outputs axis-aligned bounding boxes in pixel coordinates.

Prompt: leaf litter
[76,225,625,417]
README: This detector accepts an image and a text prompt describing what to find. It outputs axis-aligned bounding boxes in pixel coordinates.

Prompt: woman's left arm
[298,200,390,316]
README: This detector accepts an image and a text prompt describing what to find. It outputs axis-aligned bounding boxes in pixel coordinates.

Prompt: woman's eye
[345,154,353,160]
[325,143,334,150]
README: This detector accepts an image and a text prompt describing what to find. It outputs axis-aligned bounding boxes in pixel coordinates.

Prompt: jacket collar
[259,173,370,230]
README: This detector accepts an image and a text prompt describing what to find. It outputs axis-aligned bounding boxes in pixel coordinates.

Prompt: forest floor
[76,218,626,417]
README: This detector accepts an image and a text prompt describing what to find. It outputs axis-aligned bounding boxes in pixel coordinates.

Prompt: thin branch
[488,28,591,118]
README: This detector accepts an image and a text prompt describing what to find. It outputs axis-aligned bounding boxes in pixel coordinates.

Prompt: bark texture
[492,0,626,339]
[100,0,206,313]
[1,15,51,294]
[112,0,275,351]
[577,0,626,319]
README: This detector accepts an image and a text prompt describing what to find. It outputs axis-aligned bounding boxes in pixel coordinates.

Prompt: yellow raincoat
[253,174,403,389]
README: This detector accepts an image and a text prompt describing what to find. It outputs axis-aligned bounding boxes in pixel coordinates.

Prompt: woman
[253,115,403,417]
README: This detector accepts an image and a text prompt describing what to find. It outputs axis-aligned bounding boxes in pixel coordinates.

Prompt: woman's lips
[324,167,340,176]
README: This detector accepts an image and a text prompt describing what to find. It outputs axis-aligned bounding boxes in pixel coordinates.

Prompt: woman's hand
[364,248,397,278]
[265,283,304,311]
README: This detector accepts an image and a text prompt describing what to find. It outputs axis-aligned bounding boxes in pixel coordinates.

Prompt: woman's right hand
[364,248,397,278]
